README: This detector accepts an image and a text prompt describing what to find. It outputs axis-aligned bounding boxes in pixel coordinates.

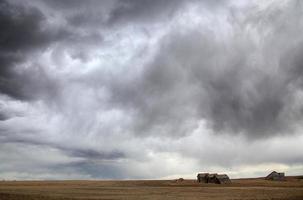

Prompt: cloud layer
[0,0,303,179]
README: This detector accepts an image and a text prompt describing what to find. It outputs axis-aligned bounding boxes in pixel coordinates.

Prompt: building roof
[265,171,285,180]
[216,174,229,179]
[197,173,209,177]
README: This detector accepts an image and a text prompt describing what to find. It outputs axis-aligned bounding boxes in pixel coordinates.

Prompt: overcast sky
[1,0,303,180]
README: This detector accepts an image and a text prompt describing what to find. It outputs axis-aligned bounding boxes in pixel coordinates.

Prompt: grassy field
[0,176,302,200]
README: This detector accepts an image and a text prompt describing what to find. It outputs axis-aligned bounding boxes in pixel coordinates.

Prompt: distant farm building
[197,173,209,183]
[214,174,231,184]
[197,173,231,184]
[175,178,184,182]
[265,171,285,181]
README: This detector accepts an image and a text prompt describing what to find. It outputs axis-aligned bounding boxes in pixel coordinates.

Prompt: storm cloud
[0,0,303,180]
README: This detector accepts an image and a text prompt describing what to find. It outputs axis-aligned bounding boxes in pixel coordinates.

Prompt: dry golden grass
[0,177,302,200]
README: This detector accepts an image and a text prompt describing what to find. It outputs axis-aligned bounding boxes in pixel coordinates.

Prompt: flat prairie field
[0,177,302,200]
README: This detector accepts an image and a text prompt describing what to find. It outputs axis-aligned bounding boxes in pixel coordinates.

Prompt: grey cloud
[0,138,127,179]
[0,1,49,51]
[0,134,125,161]
[64,0,227,28]
[0,111,22,121]
[107,0,186,26]
[68,149,125,160]
[197,1,303,138]
[107,47,198,138]
[56,160,130,179]
[0,112,9,121]
[40,0,114,28]
[41,0,94,9]
[42,0,188,28]
[0,0,66,100]
[0,64,62,101]
[104,1,303,138]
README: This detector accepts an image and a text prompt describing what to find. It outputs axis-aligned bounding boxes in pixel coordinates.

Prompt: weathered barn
[215,174,232,184]
[176,178,184,182]
[197,173,209,183]
[197,173,231,184]
[265,171,285,181]
[207,173,218,183]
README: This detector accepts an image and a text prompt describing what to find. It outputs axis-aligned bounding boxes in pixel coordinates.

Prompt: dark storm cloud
[105,1,303,138]
[0,113,7,120]
[0,133,125,161]
[0,0,65,100]
[62,0,227,28]
[0,109,22,121]
[107,43,198,138]
[195,2,303,138]
[41,0,91,9]
[44,0,187,27]
[68,149,125,160]
[0,131,126,179]
[4,0,297,140]
[107,0,186,25]
[0,109,11,121]
[54,160,129,179]
[0,1,48,51]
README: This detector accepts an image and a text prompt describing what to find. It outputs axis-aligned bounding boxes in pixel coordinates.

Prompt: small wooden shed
[215,174,232,184]
[207,173,218,183]
[197,173,231,184]
[265,171,285,181]
[197,173,209,183]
